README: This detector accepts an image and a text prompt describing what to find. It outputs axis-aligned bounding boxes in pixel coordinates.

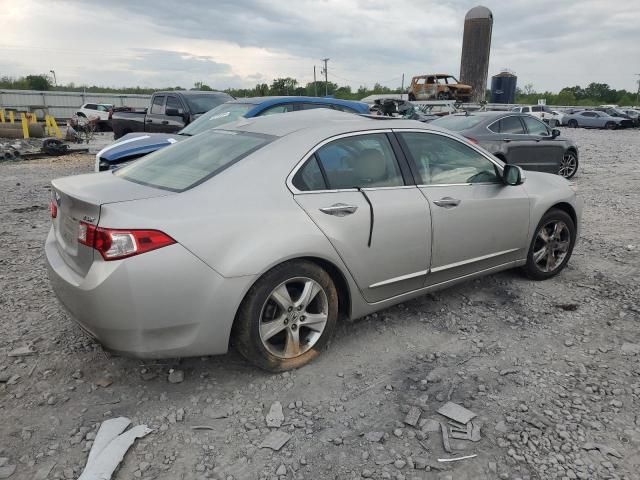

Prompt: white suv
[511,105,563,126]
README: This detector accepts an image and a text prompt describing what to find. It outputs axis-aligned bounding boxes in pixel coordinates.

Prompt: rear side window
[499,116,525,134]
[532,106,543,112]
[150,96,165,114]
[259,104,294,116]
[293,134,405,191]
[166,96,182,110]
[115,131,273,192]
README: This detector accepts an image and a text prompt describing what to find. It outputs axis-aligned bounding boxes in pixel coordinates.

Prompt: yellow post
[9,110,15,124]
[20,113,30,139]
[29,112,37,124]
[0,109,4,123]
[49,115,61,138]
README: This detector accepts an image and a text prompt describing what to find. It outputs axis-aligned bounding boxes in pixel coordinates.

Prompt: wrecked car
[408,74,472,101]
[46,109,581,371]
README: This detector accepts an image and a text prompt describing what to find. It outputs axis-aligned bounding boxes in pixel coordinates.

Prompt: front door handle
[433,197,461,208]
[146,119,153,123]
[319,203,358,217]
[503,138,512,142]
[161,120,169,125]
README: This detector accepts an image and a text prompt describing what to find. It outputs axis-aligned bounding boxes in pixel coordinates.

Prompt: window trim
[521,115,551,136]
[286,129,415,194]
[393,128,505,188]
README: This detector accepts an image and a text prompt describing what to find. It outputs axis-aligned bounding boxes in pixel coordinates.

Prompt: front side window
[184,94,230,115]
[313,134,404,189]
[166,96,182,111]
[150,96,165,114]
[115,130,272,192]
[399,132,500,185]
[522,116,549,136]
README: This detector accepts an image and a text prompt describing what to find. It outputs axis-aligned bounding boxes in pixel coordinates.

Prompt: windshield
[115,130,272,192]
[430,115,485,131]
[180,103,253,136]
[183,94,232,115]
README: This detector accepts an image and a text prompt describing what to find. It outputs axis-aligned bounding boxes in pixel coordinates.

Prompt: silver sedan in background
[46,110,582,371]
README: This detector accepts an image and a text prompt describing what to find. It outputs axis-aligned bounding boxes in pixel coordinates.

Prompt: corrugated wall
[0,89,151,120]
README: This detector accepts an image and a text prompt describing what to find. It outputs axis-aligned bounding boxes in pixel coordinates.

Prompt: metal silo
[491,71,517,104]
[459,6,493,103]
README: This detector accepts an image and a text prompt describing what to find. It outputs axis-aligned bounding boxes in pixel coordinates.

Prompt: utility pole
[321,58,329,96]
[636,74,640,107]
[313,66,318,97]
[49,70,57,87]
[401,73,405,100]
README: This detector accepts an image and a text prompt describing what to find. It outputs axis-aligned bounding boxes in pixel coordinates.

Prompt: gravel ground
[0,128,639,480]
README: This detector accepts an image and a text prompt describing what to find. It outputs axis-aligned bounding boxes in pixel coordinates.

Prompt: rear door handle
[433,197,461,208]
[319,203,358,217]
[161,120,169,125]
[146,119,153,123]
[503,138,511,142]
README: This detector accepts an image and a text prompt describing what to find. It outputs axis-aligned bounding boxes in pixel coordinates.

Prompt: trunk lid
[51,172,172,276]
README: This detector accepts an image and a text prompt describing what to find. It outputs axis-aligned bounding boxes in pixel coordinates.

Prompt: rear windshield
[115,130,272,192]
[184,94,231,115]
[180,103,253,136]
[430,115,485,131]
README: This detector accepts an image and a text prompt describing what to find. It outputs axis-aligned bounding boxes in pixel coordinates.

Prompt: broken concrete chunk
[0,465,16,479]
[259,431,291,451]
[266,401,284,428]
[582,442,622,458]
[404,406,421,427]
[621,343,640,355]
[95,377,113,388]
[422,419,441,432]
[88,417,132,464]
[364,431,385,443]
[7,346,36,357]
[437,402,477,425]
[440,422,452,453]
[167,369,184,384]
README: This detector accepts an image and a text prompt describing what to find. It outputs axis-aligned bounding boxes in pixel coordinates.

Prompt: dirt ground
[1,128,639,480]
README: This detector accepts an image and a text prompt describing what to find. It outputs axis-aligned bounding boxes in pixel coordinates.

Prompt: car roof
[448,111,522,118]
[155,90,230,96]
[220,108,443,138]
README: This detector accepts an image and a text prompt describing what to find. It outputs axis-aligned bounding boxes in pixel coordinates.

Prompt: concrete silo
[459,6,493,103]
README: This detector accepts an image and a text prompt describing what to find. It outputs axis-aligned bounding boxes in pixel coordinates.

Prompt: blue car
[95,96,370,171]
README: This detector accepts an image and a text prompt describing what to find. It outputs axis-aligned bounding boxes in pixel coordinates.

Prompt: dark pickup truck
[111,90,233,139]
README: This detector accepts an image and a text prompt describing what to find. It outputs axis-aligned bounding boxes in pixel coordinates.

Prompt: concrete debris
[621,342,640,355]
[582,442,623,458]
[440,422,452,453]
[167,369,184,384]
[95,376,113,388]
[0,465,16,479]
[78,418,151,480]
[404,406,421,426]
[259,431,291,451]
[364,431,385,443]
[7,346,36,357]
[437,402,477,424]
[437,454,477,463]
[266,401,284,428]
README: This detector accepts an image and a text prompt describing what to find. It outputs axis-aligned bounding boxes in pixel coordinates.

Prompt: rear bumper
[45,228,255,358]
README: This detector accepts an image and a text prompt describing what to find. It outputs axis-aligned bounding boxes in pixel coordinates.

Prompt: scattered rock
[404,406,421,427]
[167,369,184,384]
[364,431,384,443]
[259,431,291,451]
[266,401,284,428]
[7,346,36,357]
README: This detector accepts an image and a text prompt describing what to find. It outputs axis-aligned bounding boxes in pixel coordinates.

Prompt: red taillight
[78,222,175,260]
[464,136,479,144]
[49,200,57,218]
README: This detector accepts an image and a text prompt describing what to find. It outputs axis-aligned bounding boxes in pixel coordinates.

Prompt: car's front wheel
[234,260,338,372]
[522,209,576,280]
[558,151,578,179]
[567,119,578,128]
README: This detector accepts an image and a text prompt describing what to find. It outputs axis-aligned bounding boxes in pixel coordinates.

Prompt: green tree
[25,74,51,90]
[555,89,576,106]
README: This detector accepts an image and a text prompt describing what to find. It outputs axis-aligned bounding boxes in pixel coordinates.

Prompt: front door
[291,132,431,303]
[520,115,564,174]
[396,130,530,285]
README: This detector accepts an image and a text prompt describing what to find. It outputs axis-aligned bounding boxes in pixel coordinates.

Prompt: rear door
[520,115,563,174]
[396,130,530,285]
[490,115,539,168]
[145,95,166,132]
[291,131,431,303]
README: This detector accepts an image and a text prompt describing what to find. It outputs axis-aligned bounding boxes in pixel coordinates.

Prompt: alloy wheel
[532,220,571,273]
[558,153,577,178]
[259,277,328,359]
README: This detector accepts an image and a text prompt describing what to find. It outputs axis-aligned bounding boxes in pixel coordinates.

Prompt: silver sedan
[46,110,582,371]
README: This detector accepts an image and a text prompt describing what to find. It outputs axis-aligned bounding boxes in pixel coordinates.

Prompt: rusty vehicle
[408,74,472,101]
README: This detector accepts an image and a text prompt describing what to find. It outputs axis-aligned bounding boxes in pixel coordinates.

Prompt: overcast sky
[1,0,639,93]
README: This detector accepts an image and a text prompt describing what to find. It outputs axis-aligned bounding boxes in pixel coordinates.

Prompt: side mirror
[551,128,561,138]
[503,164,525,186]
[165,108,183,117]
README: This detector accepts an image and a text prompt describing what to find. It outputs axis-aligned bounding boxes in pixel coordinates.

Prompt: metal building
[490,71,517,104]
[459,6,493,103]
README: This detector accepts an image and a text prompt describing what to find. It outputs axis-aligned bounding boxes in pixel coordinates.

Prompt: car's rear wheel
[522,209,576,280]
[234,260,338,372]
[558,151,578,179]
[437,92,450,100]
[567,119,578,128]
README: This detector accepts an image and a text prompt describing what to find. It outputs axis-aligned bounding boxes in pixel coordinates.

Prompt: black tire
[605,121,616,130]
[408,93,416,101]
[558,150,579,179]
[234,260,339,372]
[437,92,450,100]
[567,119,578,128]
[522,209,576,281]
